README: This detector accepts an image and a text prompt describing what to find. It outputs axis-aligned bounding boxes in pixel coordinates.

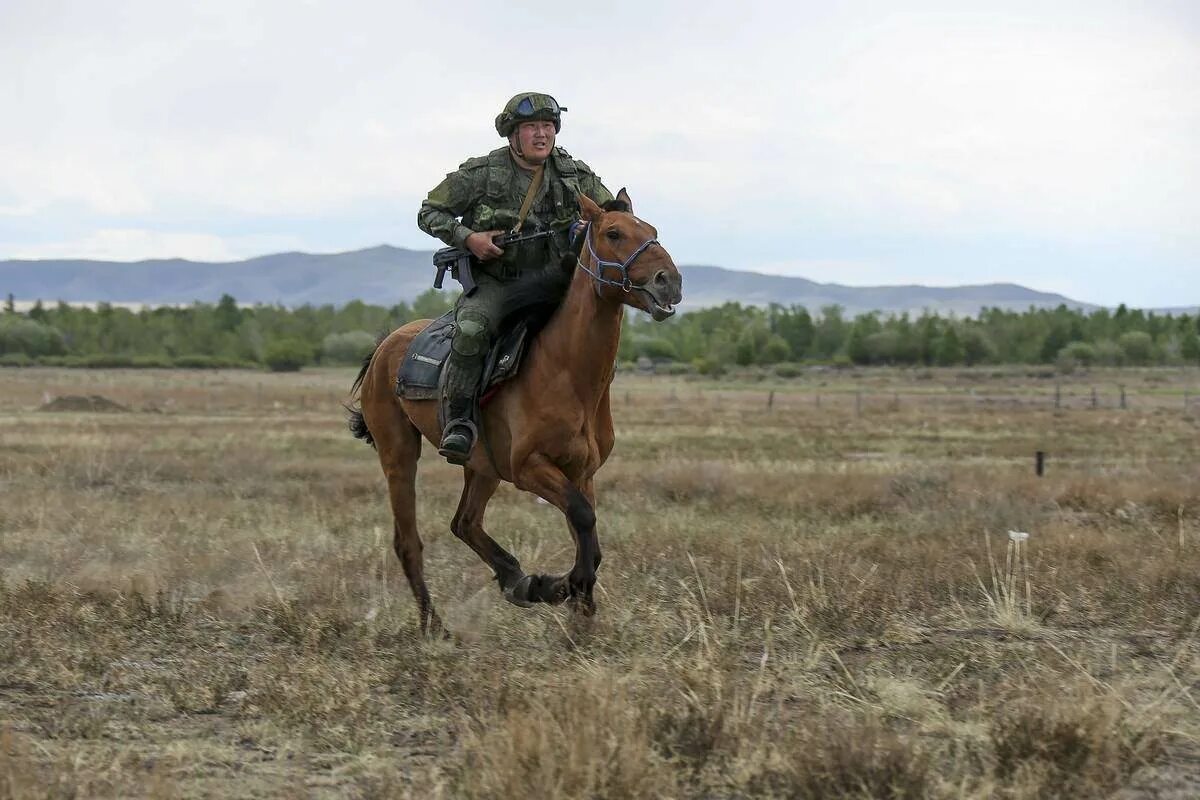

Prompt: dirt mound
[38,395,130,413]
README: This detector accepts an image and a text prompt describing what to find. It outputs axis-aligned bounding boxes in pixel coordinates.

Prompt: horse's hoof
[545,576,570,605]
[424,615,451,638]
[503,575,536,608]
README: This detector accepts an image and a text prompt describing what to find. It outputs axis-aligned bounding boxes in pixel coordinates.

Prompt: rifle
[433,228,556,293]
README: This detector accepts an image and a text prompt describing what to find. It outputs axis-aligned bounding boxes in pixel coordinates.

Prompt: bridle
[575,220,662,302]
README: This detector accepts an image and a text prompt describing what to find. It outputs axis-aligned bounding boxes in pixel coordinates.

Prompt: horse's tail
[346,336,383,448]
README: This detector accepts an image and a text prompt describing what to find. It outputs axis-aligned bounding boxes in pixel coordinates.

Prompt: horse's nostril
[654,271,668,287]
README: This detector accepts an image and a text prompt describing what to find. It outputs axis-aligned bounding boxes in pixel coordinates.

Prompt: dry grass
[0,366,1198,798]
[990,682,1163,798]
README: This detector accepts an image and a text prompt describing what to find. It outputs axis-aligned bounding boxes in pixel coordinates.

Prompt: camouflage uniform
[417,94,612,462]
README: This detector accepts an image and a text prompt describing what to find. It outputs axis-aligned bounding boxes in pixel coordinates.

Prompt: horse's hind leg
[378,417,441,634]
[451,469,529,606]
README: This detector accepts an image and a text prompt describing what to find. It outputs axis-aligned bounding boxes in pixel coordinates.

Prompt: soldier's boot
[438,407,478,465]
[438,324,487,465]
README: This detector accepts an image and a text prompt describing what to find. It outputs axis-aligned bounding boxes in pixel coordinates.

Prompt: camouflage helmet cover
[495,92,566,137]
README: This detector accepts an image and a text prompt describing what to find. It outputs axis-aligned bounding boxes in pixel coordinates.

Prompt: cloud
[0,201,40,217]
[0,0,1196,306]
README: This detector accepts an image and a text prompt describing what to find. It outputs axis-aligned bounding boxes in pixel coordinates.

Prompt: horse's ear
[616,187,632,213]
[578,192,603,222]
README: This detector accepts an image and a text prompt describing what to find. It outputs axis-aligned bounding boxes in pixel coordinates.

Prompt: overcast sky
[1,0,1196,307]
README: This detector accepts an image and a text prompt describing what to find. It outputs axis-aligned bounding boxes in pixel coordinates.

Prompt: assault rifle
[433,228,555,294]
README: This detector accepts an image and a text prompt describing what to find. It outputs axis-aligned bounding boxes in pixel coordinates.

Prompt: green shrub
[1118,331,1155,365]
[830,352,854,368]
[173,355,257,370]
[773,362,804,379]
[0,352,33,367]
[174,355,221,369]
[759,335,791,365]
[961,328,996,365]
[1094,340,1124,366]
[1182,330,1200,364]
[635,337,678,361]
[78,354,135,368]
[693,357,726,377]
[0,317,66,356]
[1057,341,1096,374]
[322,330,378,365]
[130,355,174,368]
[264,339,314,372]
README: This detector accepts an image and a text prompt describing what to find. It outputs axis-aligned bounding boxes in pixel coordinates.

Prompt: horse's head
[577,189,683,321]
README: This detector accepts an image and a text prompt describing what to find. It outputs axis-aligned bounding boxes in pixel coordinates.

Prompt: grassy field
[1,365,1199,798]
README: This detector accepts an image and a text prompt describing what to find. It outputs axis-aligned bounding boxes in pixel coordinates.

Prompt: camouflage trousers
[443,272,515,418]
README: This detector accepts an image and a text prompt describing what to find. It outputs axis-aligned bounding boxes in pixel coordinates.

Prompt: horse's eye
[605,229,621,241]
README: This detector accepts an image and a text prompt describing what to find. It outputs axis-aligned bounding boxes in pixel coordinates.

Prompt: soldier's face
[513,120,556,164]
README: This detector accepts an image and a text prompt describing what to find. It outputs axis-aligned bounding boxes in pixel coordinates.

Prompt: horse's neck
[535,268,622,405]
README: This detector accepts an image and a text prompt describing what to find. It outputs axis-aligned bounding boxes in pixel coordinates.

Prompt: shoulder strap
[512,164,544,233]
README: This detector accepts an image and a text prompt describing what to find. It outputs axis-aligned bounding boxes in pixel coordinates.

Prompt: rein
[576,222,660,299]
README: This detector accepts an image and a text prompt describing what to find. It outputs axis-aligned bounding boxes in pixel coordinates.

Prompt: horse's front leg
[569,479,601,614]
[512,454,600,614]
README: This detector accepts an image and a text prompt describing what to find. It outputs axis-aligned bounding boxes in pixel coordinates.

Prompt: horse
[348,190,683,632]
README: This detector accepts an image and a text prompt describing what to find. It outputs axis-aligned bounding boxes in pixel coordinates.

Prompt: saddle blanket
[395,310,531,403]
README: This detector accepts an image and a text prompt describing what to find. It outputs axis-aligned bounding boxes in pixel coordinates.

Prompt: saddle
[395,309,533,407]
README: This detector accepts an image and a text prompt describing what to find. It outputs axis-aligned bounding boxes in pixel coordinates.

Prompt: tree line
[2,291,1198,372]
[620,302,1200,374]
[0,291,456,370]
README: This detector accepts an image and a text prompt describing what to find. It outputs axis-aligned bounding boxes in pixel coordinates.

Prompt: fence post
[1055,383,1061,409]
[1120,385,1127,410]
[1091,386,1098,409]
[767,390,774,411]
[1036,450,1046,477]
[855,390,863,417]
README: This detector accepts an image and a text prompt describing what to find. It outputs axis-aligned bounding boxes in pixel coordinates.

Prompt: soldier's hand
[466,230,505,261]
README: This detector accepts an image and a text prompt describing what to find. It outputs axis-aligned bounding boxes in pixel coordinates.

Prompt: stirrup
[438,418,478,465]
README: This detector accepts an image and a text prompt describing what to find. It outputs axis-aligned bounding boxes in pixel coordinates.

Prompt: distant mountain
[679,265,1098,316]
[0,245,432,309]
[0,245,1180,316]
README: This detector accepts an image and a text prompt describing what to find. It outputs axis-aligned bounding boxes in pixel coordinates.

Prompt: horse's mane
[496,198,631,332]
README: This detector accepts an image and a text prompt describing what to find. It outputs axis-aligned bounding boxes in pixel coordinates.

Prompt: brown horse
[348,190,683,632]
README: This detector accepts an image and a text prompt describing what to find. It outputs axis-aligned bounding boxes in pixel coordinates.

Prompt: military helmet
[495,92,567,137]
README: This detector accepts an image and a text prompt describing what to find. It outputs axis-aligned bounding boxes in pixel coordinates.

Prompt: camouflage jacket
[417,146,613,278]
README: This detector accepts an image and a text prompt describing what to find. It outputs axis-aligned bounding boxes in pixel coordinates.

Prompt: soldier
[417,92,614,464]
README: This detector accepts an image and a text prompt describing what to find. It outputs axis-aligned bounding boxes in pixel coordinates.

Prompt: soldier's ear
[578,193,603,222]
[616,187,633,213]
